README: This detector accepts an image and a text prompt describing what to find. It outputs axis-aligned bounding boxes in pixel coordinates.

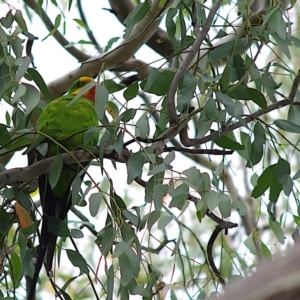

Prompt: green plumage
[38,94,98,197]
[28,77,98,300]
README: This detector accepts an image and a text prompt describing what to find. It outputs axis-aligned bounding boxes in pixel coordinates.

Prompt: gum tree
[0,0,299,299]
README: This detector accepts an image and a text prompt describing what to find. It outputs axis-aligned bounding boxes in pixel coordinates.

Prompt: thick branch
[44,0,173,100]
[108,0,174,59]
[210,244,300,300]
[0,148,130,189]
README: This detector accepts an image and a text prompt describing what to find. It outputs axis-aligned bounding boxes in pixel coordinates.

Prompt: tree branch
[166,0,223,125]
[108,0,174,59]
[210,244,300,300]
[23,0,90,62]
[77,0,101,52]
[44,0,173,100]
[0,148,130,189]
[179,70,300,147]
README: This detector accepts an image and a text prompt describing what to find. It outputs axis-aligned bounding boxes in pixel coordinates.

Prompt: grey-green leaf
[66,249,89,274]
[127,151,145,184]
[49,153,63,190]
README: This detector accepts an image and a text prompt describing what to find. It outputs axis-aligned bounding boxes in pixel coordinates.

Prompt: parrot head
[70,76,96,101]
[68,77,120,122]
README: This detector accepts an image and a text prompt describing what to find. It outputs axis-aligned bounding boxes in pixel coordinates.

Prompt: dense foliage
[0,0,300,299]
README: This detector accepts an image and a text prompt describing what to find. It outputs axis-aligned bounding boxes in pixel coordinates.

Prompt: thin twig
[166,0,223,125]
[77,0,101,52]
[24,0,90,62]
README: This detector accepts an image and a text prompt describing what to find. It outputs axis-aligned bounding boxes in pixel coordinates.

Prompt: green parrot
[28,76,100,300]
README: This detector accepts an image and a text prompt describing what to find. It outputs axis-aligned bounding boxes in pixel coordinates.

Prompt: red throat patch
[72,84,96,102]
[82,85,96,102]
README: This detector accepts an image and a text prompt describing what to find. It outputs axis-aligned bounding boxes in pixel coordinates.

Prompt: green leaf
[247,88,267,110]
[10,37,23,58]
[237,131,251,160]
[141,69,175,96]
[251,165,276,198]
[89,192,103,217]
[196,98,215,138]
[288,105,300,124]
[66,249,89,274]
[147,210,161,231]
[68,0,73,10]
[232,199,247,216]
[10,253,22,286]
[73,18,90,32]
[244,231,258,255]
[220,65,232,92]
[166,7,177,49]
[218,194,231,218]
[276,158,290,184]
[269,170,283,203]
[157,215,173,230]
[21,84,40,116]
[169,183,189,210]
[11,84,26,104]
[293,168,300,180]
[120,108,136,122]
[103,79,125,93]
[247,122,265,167]
[124,81,139,101]
[203,190,219,211]
[122,210,139,227]
[268,9,287,40]
[104,36,120,51]
[95,84,108,121]
[261,241,272,259]
[27,68,50,99]
[113,241,140,285]
[123,1,150,38]
[177,72,197,112]
[135,112,149,138]
[70,229,83,238]
[148,162,170,176]
[153,184,170,210]
[274,119,300,133]
[83,126,102,144]
[216,91,242,117]
[233,55,246,80]
[107,265,114,300]
[0,25,8,48]
[0,64,11,99]
[214,134,244,150]
[48,217,70,237]
[127,151,145,184]
[115,130,124,155]
[269,219,285,244]
[1,10,14,28]
[183,167,205,192]
[49,153,63,190]
[208,39,244,62]
[283,176,293,196]
[15,56,31,81]
[0,124,11,146]
[15,10,28,34]
[50,14,61,36]
[99,227,116,256]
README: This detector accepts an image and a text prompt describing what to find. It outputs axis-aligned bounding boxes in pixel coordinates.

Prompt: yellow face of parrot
[70,76,96,102]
